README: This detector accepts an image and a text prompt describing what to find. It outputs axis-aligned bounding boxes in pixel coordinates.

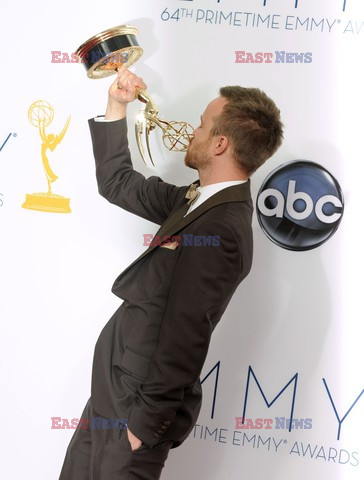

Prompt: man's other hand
[127,427,143,451]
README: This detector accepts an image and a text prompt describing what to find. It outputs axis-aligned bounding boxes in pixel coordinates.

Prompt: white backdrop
[0,0,363,479]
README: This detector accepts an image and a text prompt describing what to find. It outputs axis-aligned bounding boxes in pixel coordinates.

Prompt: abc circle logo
[257,160,344,251]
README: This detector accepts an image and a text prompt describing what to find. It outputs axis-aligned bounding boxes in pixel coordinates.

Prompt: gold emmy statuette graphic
[75,25,194,165]
[22,100,71,213]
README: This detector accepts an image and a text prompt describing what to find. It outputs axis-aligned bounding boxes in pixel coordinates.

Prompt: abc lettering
[258,180,343,223]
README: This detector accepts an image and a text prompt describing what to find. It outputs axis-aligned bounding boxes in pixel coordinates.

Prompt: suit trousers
[58,303,174,480]
[58,397,173,480]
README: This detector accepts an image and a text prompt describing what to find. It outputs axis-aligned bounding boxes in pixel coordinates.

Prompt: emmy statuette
[22,100,71,213]
[75,25,194,165]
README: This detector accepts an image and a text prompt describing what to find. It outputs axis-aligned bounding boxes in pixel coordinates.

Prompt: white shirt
[184,180,247,216]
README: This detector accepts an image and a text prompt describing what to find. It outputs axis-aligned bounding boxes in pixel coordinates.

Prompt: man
[59,66,283,480]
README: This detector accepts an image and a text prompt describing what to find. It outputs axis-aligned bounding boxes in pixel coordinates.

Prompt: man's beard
[184,137,212,170]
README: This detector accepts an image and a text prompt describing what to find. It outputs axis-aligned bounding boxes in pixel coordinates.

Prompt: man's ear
[214,136,229,155]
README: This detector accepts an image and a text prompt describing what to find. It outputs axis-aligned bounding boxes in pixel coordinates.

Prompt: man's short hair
[211,86,284,175]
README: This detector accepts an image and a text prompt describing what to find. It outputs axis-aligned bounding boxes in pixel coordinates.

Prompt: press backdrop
[0,0,363,479]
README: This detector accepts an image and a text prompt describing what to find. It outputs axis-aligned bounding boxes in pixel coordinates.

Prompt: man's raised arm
[88,66,187,225]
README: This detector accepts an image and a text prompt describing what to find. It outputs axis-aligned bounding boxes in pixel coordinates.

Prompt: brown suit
[59,117,253,479]
[89,115,252,446]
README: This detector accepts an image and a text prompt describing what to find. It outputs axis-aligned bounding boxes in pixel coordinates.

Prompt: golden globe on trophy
[75,25,194,165]
[22,100,71,213]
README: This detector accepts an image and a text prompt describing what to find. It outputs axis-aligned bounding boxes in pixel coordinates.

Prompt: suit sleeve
[88,117,187,225]
[127,219,243,447]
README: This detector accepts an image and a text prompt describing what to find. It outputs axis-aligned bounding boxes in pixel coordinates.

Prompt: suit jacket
[88,117,253,449]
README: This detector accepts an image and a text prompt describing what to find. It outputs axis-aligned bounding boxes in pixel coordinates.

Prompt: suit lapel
[158,180,251,242]
[115,180,251,278]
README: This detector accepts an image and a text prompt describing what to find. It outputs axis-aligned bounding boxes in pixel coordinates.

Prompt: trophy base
[22,192,71,213]
[75,25,143,79]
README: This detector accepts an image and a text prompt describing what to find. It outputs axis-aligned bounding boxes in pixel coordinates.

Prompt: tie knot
[185,183,201,205]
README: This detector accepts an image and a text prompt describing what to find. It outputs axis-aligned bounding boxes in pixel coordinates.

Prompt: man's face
[184,96,227,170]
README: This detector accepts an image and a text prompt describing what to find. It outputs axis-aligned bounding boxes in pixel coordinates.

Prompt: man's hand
[105,65,147,120]
[127,427,143,451]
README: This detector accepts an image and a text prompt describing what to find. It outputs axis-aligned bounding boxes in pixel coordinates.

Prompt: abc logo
[256,160,344,251]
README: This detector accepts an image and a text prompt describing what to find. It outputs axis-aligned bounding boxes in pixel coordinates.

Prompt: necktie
[185,183,201,205]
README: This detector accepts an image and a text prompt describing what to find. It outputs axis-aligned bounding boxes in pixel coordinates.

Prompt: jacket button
[153,432,160,438]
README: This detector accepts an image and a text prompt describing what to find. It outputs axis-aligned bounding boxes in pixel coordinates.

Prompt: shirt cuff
[93,116,119,122]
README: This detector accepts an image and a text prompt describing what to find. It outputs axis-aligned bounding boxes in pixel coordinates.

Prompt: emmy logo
[22,100,71,213]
